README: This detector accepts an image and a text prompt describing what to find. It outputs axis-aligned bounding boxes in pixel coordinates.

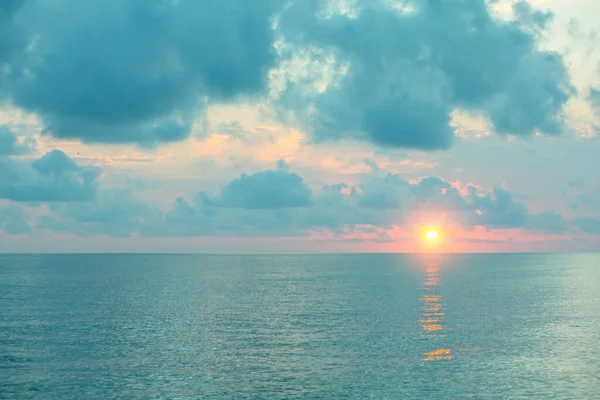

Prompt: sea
[1,253,599,399]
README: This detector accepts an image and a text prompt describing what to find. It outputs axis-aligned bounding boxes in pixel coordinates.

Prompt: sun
[425,230,439,240]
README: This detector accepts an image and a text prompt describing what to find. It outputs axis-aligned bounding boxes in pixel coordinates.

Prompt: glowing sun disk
[425,230,439,240]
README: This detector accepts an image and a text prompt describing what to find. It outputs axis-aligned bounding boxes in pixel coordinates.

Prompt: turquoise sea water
[1,253,599,399]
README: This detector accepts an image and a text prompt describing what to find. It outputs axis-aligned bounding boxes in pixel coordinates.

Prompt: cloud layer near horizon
[1,153,597,243]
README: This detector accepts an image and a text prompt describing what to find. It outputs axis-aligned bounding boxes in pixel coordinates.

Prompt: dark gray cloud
[1,0,279,146]
[0,150,101,201]
[277,0,573,149]
[0,126,35,156]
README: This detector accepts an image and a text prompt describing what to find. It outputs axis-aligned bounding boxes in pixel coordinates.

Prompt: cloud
[512,1,553,31]
[410,177,452,202]
[0,4,21,81]
[15,167,594,239]
[590,88,600,116]
[0,125,35,156]
[2,0,576,151]
[0,204,30,234]
[352,174,457,210]
[0,150,101,201]
[276,0,573,149]
[1,0,279,146]
[37,189,160,237]
[177,171,578,237]
[161,197,298,237]
[356,174,407,209]
[466,186,569,232]
[573,217,600,234]
[201,166,312,209]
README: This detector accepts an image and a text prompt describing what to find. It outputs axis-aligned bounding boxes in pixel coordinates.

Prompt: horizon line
[1,251,599,256]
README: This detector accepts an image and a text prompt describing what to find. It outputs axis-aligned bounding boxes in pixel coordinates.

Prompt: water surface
[1,253,599,398]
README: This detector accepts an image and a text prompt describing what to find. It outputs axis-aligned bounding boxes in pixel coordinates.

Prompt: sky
[1,0,599,253]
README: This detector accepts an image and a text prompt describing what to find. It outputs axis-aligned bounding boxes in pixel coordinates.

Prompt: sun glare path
[420,260,453,362]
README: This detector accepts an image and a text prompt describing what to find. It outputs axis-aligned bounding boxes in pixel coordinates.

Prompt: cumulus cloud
[276,0,573,149]
[0,126,35,156]
[1,0,279,146]
[0,150,101,201]
[201,167,313,209]
[1,0,575,150]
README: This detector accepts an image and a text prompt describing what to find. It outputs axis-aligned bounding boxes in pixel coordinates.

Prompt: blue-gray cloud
[590,88,600,106]
[590,88,600,121]
[573,217,600,234]
[1,0,279,146]
[2,0,575,150]
[37,189,160,237]
[465,186,568,233]
[0,150,101,201]
[356,174,406,209]
[277,0,573,149]
[201,168,312,209]
[0,204,30,234]
[0,126,35,156]
[0,2,24,70]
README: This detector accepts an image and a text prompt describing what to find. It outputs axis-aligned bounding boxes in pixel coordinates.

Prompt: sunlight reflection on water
[420,260,453,362]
